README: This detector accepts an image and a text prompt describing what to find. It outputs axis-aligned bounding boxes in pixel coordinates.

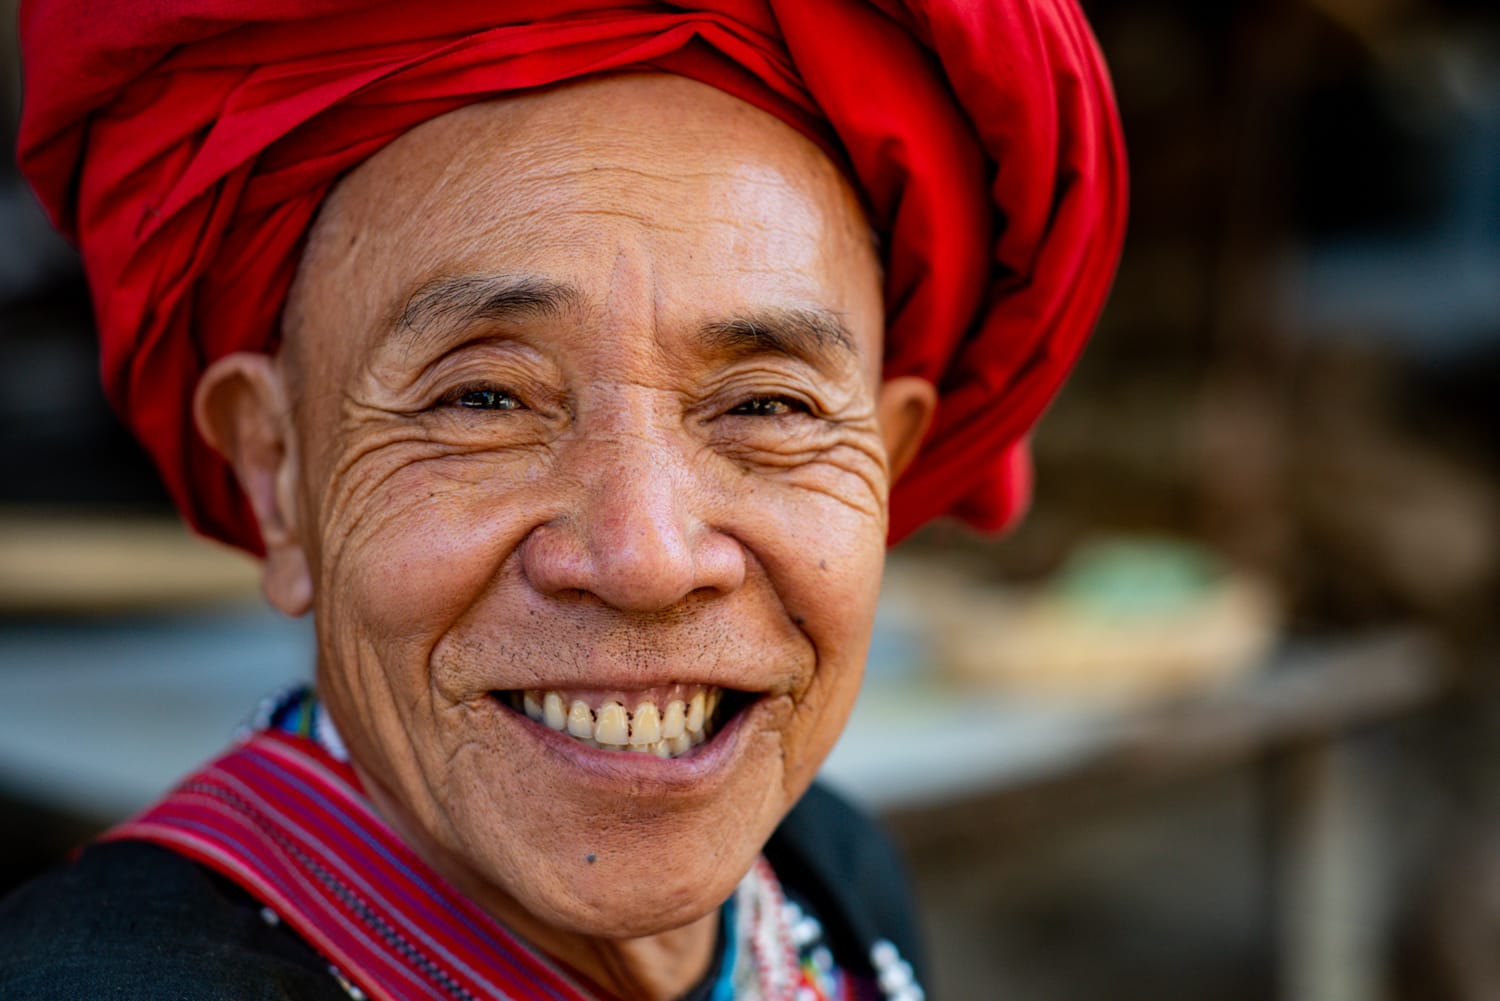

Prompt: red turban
[17,0,1126,550]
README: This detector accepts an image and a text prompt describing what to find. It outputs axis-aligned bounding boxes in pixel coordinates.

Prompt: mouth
[491,685,754,759]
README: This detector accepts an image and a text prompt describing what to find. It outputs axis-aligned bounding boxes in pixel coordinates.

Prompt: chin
[456,807,769,942]
[537,867,741,940]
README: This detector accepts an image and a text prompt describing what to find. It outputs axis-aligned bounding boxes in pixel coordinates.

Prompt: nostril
[517,521,592,597]
[692,532,747,595]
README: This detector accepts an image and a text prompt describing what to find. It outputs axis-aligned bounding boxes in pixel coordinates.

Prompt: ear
[193,353,313,617]
[875,375,937,483]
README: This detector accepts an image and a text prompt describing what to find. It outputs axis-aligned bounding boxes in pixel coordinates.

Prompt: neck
[545,915,720,1001]
[355,763,721,1001]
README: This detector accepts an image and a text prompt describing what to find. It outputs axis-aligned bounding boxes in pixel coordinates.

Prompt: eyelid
[416,337,559,405]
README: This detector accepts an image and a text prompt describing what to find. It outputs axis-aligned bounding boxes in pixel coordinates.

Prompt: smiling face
[197,74,933,969]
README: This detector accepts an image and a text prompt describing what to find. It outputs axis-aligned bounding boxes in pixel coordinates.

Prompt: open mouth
[493,685,752,759]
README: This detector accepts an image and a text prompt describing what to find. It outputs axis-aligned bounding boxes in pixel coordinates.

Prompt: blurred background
[2,1,1498,999]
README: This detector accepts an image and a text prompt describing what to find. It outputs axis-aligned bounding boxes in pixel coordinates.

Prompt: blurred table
[826,629,1443,818]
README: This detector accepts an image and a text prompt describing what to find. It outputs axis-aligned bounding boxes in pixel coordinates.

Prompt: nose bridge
[579,383,689,534]
[584,427,694,586]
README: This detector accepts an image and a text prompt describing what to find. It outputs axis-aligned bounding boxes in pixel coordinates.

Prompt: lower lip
[487,694,767,793]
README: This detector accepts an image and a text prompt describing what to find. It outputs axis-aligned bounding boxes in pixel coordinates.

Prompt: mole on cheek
[585,853,597,865]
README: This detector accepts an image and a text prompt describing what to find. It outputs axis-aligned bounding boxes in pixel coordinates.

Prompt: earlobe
[875,375,938,483]
[193,353,313,616]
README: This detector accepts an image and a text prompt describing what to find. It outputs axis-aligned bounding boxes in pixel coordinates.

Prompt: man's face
[274,76,897,938]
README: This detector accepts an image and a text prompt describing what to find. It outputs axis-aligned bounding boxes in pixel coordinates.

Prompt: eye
[451,387,525,411]
[728,396,807,417]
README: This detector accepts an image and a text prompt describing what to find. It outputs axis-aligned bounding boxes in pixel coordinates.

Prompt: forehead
[284,75,882,373]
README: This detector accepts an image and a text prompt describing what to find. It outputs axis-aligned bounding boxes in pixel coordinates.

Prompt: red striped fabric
[103,730,616,1001]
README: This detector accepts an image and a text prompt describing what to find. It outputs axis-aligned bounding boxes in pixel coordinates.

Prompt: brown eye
[729,396,804,417]
[454,388,524,411]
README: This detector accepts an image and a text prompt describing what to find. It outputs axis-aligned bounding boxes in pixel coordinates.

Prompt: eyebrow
[700,308,856,367]
[391,274,585,345]
[388,272,857,366]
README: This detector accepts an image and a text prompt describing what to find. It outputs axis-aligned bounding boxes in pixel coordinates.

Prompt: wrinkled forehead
[280,73,884,384]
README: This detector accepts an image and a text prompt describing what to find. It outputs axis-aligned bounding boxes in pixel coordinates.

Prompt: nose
[521,439,746,612]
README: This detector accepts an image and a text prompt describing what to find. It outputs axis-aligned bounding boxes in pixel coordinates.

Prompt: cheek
[748,486,886,779]
[757,481,886,623]
[318,453,538,661]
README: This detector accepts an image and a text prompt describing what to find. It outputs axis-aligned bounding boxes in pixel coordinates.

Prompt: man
[1,3,1126,999]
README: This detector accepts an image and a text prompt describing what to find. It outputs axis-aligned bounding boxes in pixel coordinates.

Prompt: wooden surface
[0,512,260,614]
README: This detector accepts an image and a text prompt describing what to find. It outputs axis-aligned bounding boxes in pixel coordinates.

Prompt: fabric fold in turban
[17,0,1127,550]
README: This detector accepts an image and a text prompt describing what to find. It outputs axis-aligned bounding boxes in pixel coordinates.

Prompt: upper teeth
[516,688,722,758]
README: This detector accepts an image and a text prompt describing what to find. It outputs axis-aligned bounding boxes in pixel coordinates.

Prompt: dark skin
[195,75,935,1000]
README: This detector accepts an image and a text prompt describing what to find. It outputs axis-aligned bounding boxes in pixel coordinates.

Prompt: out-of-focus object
[0,603,312,820]
[0,512,260,614]
[899,539,1280,704]
[1294,390,1500,624]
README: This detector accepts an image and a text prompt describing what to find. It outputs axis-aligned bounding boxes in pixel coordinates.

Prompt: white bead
[328,965,366,1000]
[879,959,914,993]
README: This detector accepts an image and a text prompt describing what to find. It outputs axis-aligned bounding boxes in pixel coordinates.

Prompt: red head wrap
[17,0,1126,550]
